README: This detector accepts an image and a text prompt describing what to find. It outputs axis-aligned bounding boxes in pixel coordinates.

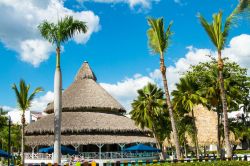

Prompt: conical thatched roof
[25,111,155,146]
[45,62,125,113]
[26,61,156,146]
[26,112,150,135]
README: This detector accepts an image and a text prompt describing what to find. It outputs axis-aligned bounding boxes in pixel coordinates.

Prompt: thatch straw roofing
[26,112,151,135]
[163,105,240,147]
[25,135,156,146]
[45,62,125,113]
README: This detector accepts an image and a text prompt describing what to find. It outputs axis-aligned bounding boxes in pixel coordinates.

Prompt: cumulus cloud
[100,74,155,110]
[4,34,250,113]
[0,0,100,66]
[1,91,54,112]
[78,0,160,9]
[101,34,250,111]
[29,91,54,112]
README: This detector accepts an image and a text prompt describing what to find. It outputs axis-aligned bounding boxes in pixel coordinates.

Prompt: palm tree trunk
[54,47,62,164]
[184,140,187,158]
[216,107,221,157]
[217,50,232,158]
[21,112,25,166]
[191,109,199,158]
[159,53,181,160]
[152,132,164,160]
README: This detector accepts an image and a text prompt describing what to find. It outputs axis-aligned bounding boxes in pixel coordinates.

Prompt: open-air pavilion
[24,61,157,163]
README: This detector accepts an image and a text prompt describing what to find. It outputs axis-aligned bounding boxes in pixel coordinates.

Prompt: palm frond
[58,16,88,44]
[12,80,43,112]
[38,21,57,44]
[147,17,172,55]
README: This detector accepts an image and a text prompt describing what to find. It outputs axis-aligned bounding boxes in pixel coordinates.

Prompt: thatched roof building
[163,105,240,148]
[25,61,155,148]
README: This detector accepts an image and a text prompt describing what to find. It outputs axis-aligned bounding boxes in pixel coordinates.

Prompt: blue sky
[0,0,249,111]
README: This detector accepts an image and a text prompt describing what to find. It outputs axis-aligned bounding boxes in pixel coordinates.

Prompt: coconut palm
[198,1,249,158]
[172,76,207,158]
[147,17,181,159]
[38,16,87,164]
[130,83,168,159]
[12,79,43,165]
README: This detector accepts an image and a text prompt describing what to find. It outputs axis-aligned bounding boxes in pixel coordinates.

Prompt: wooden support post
[96,144,104,159]
[118,144,125,158]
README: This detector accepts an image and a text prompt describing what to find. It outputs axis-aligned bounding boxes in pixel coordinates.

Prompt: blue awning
[0,149,12,158]
[38,146,78,155]
[123,144,160,152]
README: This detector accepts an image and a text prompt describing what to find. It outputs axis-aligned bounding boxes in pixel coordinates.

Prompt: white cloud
[78,0,160,9]
[100,74,155,110]
[101,34,250,111]
[223,34,250,72]
[29,91,54,112]
[3,35,249,113]
[20,39,54,67]
[1,91,54,113]
[0,0,100,66]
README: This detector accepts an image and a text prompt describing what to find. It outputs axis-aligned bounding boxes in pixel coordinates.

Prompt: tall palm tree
[172,76,207,158]
[38,16,87,164]
[147,17,181,159]
[12,79,43,166]
[130,83,168,159]
[198,1,249,158]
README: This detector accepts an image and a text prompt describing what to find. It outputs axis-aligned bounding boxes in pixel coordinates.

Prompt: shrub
[151,161,250,166]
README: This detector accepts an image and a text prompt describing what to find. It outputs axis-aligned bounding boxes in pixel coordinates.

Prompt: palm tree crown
[147,17,173,55]
[130,83,165,129]
[38,16,87,47]
[12,80,43,112]
[172,76,207,113]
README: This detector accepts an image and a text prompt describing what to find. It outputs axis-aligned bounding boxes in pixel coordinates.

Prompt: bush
[151,161,250,166]
[233,150,250,154]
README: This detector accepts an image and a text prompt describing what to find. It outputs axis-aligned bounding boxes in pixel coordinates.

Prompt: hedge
[151,161,250,166]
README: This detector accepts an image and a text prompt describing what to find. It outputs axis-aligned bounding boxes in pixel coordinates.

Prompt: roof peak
[75,61,97,81]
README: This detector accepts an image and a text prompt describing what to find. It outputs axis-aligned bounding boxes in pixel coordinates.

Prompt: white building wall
[7,110,32,124]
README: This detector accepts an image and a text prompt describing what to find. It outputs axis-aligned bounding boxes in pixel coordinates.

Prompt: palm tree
[130,83,168,159]
[176,114,195,158]
[12,79,43,166]
[198,1,249,158]
[172,76,207,158]
[147,17,181,159]
[38,16,87,164]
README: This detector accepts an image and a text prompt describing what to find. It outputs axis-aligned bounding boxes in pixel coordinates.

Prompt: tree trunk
[184,140,187,158]
[217,108,221,157]
[159,53,181,160]
[217,50,232,158]
[21,112,25,166]
[153,132,164,160]
[191,109,199,158]
[54,47,62,164]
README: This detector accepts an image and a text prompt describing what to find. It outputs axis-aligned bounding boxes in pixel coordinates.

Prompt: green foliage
[0,107,8,129]
[198,1,250,51]
[0,109,21,152]
[147,17,173,55]
[185,58,250,146]
[152,161,250,166]
[38,16,87,47]
[172,76,207,115]
[186,58,249,113]
[12,79,43,112]
[233,149,250,154]
[130,83,171,143]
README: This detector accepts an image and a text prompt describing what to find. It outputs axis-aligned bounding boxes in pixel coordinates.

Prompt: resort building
[7,110,44,124]
[24,61,156,163]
